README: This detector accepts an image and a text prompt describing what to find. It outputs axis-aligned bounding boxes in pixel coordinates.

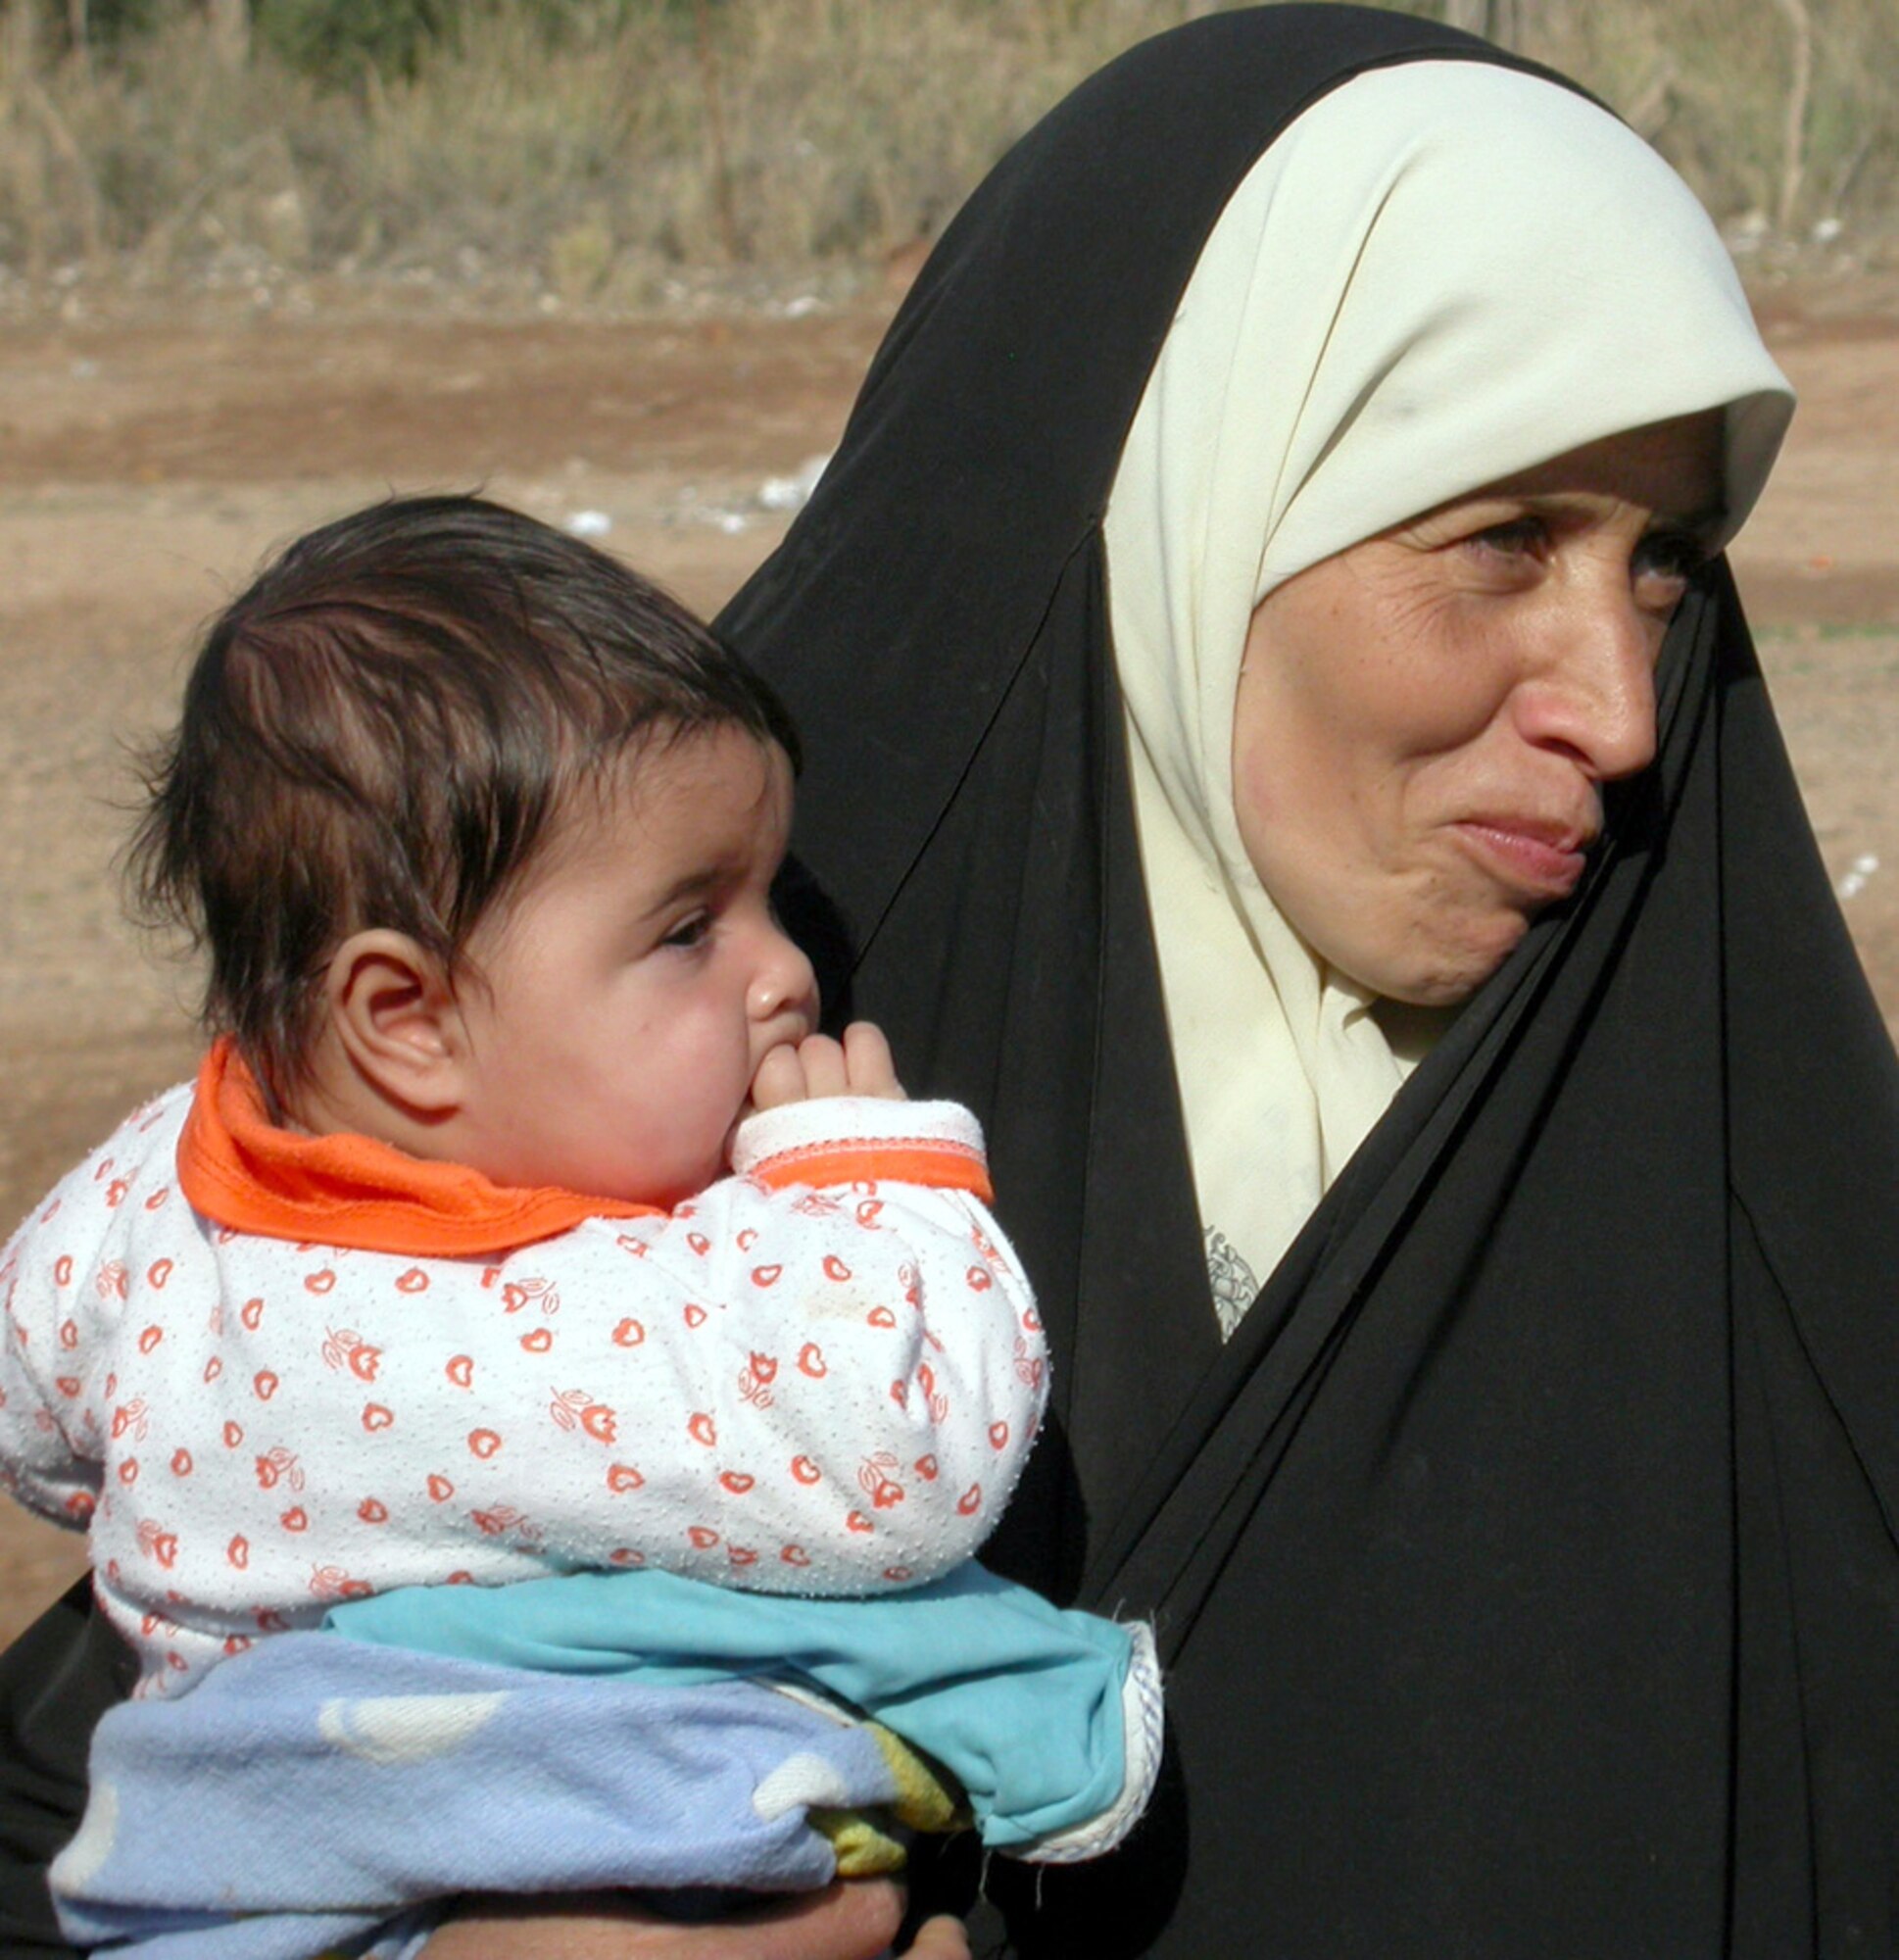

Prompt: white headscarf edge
[1102,61,1795,1316]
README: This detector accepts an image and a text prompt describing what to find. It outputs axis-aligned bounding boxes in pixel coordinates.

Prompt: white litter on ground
[1837,853,1880,901]
[563,510,612,540]
[757,453,831,514]
[668,453,832,535]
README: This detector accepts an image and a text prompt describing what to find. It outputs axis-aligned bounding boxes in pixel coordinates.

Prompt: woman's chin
[1334,909,1534,1008]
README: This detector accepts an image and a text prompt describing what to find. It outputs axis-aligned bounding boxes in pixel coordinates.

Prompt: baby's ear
[322,929,469,1117]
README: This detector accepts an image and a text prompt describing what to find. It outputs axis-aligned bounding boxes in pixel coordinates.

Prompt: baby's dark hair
[128,493,799,1114]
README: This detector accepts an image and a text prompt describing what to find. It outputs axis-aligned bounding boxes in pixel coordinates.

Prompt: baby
[0,498,1159,1952]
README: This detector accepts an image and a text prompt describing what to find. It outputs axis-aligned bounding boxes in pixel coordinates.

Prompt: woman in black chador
[5,9,1896,1956]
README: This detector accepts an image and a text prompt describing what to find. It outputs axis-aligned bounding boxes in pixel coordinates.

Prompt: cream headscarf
[1102,61,1795,1330]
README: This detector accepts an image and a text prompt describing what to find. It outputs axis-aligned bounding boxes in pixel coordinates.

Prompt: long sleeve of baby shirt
[0,1047,1048,1693]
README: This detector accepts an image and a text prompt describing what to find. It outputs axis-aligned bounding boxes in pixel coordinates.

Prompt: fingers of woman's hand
[422,1880,907,1959]
[841,1022,906,1101]
[749,1043,809,1111]
[901,1914,973,1960]
[735,1881,910,1959]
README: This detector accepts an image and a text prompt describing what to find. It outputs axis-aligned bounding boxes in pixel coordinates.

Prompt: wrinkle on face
[1232,410,1724,1004]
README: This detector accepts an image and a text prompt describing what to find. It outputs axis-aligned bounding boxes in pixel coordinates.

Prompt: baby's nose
[751,932,818,1030]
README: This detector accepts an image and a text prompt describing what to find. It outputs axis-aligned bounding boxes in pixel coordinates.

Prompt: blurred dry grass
[0,0,1893,303]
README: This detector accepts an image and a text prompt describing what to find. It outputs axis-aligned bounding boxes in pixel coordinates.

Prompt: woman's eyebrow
[1513,492,1730,534]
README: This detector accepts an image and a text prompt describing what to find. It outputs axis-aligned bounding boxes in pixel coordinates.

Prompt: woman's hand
[750,1022,906,1110]
[420,1882,968,1959]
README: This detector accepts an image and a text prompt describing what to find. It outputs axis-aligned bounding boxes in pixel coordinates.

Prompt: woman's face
[1232,411,1726,1005]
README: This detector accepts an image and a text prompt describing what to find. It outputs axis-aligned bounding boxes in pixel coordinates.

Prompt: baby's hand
[749,1022,906,1109]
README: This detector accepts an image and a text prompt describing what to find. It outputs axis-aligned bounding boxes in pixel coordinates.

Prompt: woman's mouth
[1452,817,1591,900]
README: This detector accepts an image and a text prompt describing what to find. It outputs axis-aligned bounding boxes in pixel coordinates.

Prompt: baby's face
[447,727,816,1205]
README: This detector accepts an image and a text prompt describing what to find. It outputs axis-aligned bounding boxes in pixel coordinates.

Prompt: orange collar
[176,1040,659,1256]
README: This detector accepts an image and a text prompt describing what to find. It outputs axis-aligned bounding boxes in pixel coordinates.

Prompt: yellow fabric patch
[867,1721,968,1833]
[809,1805,910,1877]
[806,1722,972,1876]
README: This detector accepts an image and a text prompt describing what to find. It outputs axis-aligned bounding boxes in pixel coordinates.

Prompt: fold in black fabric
[717,9,1899,1953]
[0,1582,135,1953]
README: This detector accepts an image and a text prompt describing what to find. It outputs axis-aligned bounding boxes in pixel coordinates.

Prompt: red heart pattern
[9,1080,1049,1693]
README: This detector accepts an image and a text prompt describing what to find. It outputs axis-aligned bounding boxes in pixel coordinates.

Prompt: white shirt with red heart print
[0,1086,1047,1695]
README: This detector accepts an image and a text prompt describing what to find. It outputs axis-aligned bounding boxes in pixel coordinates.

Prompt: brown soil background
[1,289,1895,1644]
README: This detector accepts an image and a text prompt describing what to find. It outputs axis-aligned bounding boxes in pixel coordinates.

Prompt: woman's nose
[1514,587,1661,783]
[750,928,818,1029]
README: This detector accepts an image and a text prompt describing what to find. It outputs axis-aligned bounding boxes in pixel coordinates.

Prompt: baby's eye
[662,912,712,951]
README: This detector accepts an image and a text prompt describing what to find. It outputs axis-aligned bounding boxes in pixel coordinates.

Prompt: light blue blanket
[55,1564,1151,1959]
[332,1561,1138,1852]
[53,1640,910,1960]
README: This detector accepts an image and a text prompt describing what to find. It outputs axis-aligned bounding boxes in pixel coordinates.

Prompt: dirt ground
[0,286,1895,1643]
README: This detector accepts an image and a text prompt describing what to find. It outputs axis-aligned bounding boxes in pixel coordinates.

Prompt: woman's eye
[1467,516,1545,560]
[1634,530,1708,584]
[1631,530,1710,615]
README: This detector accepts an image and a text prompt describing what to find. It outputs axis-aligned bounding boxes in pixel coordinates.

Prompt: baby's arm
[0,1147,127,1533]
[579,1054,1044,1592]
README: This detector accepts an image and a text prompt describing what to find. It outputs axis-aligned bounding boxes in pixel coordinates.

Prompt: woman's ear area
[320,927,472,1116]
